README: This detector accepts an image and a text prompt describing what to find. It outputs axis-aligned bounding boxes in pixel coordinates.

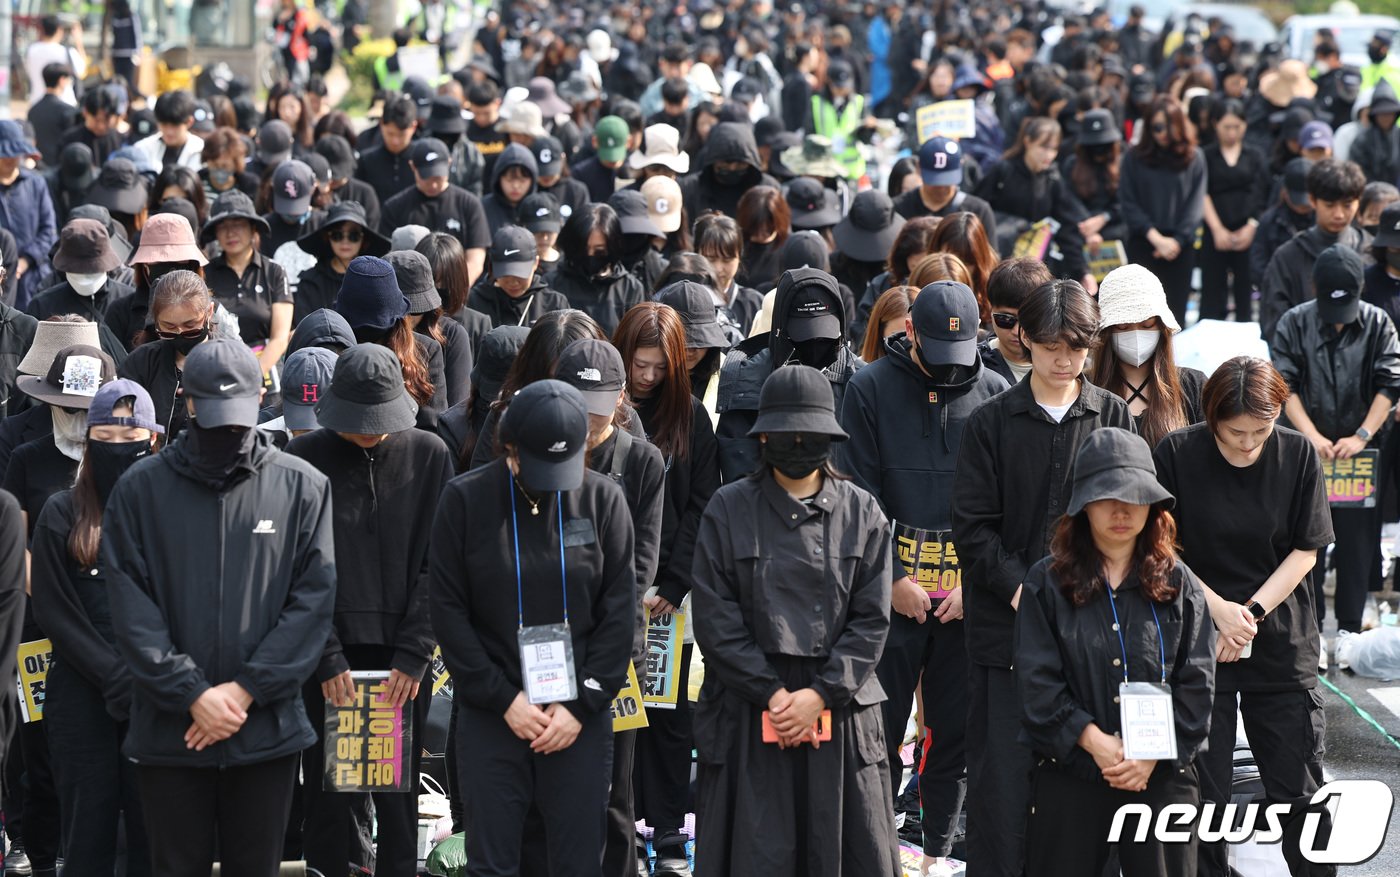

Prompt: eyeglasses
[155,324,207,340]
[328,229,363,244]
[992,312,1019,330]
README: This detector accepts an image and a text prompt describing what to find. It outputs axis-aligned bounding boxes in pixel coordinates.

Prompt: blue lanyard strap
[509,473,570,630]
[1105,582,1167,685]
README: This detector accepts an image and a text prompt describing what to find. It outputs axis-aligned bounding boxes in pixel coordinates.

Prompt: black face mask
[86,439,151,503]
[166,326,209,355]
[791,336,840,370]
[712,166,749,186]
[183,421,257,486]
[581,253,611,277]
[1371,45,1388,65]
[762,432,832,479]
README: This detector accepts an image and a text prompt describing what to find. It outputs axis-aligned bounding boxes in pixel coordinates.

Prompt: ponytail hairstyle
[612,302,694,461]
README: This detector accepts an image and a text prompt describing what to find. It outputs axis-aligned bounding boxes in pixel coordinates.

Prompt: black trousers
[1026,759,1200,877]
[1198,689,1335,877]
[602,729,638,877]
[6,715,59,868]
[301,645,430,877]
[46,662,150,876]
[634,643,694,839]
[965,663,1032,877]
[1126,237,1197,329]
[1198,235,1253,321]
[457,702,612,877]
[876,612,966,856]
[1326,505,1382,632]
[137,753,299,877]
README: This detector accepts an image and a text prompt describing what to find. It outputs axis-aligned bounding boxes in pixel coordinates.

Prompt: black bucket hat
[314,343,419,434]
[87,158,149,216]
[747,364,848,439]
[201,190,272,245]
[833,190,905,263]
[787,176,841,230]
[387,250,442,314]
[656,280,731,349]
[298,201,392,263]
[1078,108,1121,146]
[470,325,530,408]
[52,219,122,274]
[1065,428,1174,517]
[314,134,357,181]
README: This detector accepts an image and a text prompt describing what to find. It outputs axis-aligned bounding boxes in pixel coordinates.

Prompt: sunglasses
[1151,123,1169,134]
[992,312,1019,330]
[328,229,364,244]
[155,324,207,340]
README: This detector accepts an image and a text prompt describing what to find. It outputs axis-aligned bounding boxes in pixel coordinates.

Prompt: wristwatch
[1245,600,1267,622]
[1356,426,1373,442]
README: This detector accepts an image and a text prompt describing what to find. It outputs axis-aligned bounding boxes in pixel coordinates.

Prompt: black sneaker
[5,845,32,877]
[636,834,652,876]
[652,833,691,877]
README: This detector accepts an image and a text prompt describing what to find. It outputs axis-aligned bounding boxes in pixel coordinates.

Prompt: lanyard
[1105,581,1166,685]
[508,473,569,630]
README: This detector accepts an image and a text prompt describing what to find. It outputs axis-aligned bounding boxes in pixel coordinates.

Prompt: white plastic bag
[1335,627,1400,680]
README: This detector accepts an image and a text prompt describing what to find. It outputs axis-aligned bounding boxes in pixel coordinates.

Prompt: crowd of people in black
[0,1,1398,876]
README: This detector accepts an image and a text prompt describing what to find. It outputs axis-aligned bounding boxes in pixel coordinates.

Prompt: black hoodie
[481,143,539,236]
[286,428,453,683]
[466,273,572,328]
[714,269,864,482]
[1259,223,1373,342]
[838,334,1009,535]
[104,430,336,767]
[551,261,646,336]
[680,122,782,220]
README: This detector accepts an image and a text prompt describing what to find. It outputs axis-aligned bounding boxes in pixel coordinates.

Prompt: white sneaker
[1319,634,1329,672]
[921,857,960,877]
[1363,594,1380,630]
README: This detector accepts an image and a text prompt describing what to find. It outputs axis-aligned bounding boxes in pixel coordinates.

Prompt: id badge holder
[518,623,577,705]
[1119,681,1178,761]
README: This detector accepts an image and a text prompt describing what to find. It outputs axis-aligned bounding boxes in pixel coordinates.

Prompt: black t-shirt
[3,436,78,538]
[205,254,292,347]
[1153,422,1334,692]
[466,120,510,179]
[380,185,491,251]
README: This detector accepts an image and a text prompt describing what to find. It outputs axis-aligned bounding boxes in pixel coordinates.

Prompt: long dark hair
[494,309,606,414]
[149,166,209,224]
[887,216,940,286]
[612,303,693,461]
[927,212,998,322]
[558,203,624,275]
[1050,504,1180,607]
[1071,140,1121,200]
[267,81,314,148]
[69,399,149,567]
[416,232,473,317]
[1090,320,1187,448]
[1133,95,1197,171]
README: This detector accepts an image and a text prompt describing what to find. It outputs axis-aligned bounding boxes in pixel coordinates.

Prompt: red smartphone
[761,709,833,743]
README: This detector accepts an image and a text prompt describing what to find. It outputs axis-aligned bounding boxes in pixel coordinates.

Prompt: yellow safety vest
[810,93,865,181]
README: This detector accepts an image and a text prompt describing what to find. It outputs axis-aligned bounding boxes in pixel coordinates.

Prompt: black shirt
[1153,423,1334,692]
[260,209,326,259]
[466,120,510,180]
[59,124,124,167]
[951,378,1136,669]
[3,435,77,538]
[418,318,473,408]
[28,95,77,168]
[1203,143,1270,231]
[204,252,292,346]
[333,178,383,232]
[570,156,625,203]
[892,188,999,242]
[1015,561,1216,782]
[539,177,590,221]
[428,460,637,716]
[380,184,491,252]
[353,143,416,208]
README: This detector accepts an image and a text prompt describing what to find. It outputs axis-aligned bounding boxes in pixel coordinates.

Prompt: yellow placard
[17,639,52,723]
[1323,449,1380,508]
[430,645,452,696]
[915,99,976,144]
[611,663,649,731]
[1085,240,1127,282]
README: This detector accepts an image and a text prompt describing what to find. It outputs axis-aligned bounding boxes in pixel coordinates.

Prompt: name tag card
[518,623,577,705]
[1119,681,1177,761]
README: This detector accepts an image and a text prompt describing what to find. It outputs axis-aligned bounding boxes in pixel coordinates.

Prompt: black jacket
[286,428,453,682]
[104,285,153,352]
[0,491,23,763]
[429,460,636,716]
[635,395,720,607]
[1259,225,1373,343]
[551,262,646,336]
[1250,202,1313,286]
[104,430,336,767]
[1060,155,1125,242]
[118,339,190,441]
[0,303,36,421]
[1272,299,1400,440]
[715,278,864,483]
[354,143,416,208]
[1351,117,1400,187]
[31,490,134,720]
[422,317,472,407]
[1119,149,1207,250]
[891,187,999,243]
[467,275,571,328]
[0,405,49,477]
[294,262,345,327]
[951,378,1136,668]
[838,334,1009,534]
[1015,559,1216,781]
[481,143,538,235]
[680,123,782,220]
[974,158,1089,276]
[26,282,129,366]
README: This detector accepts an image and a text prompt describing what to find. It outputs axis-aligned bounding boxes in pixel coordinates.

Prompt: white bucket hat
[627,124,691,174]
[1097,264,1181,332]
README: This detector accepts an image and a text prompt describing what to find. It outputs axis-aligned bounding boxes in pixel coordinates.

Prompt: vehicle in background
[1281,13,1400,69]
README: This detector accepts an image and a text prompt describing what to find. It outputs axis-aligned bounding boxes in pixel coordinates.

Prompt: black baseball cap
[918,137,962,186]
[1283,157,1314,208]
[828,59,854,87]
[554,339,626,416]
[517,192,561,233]
[411,138,451,178]
[530,135,564,177]
[490,226,539,278]
[1313,244,1364,325]
[499,379,590,491]
[785,274,843,342]
[182,338,263,428]
[608,188,664,238]
[911,281,980,367]
[272,160,315,214]
[257,119,294,166]
[314,134,357,181]
[1373,203,1400,248]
